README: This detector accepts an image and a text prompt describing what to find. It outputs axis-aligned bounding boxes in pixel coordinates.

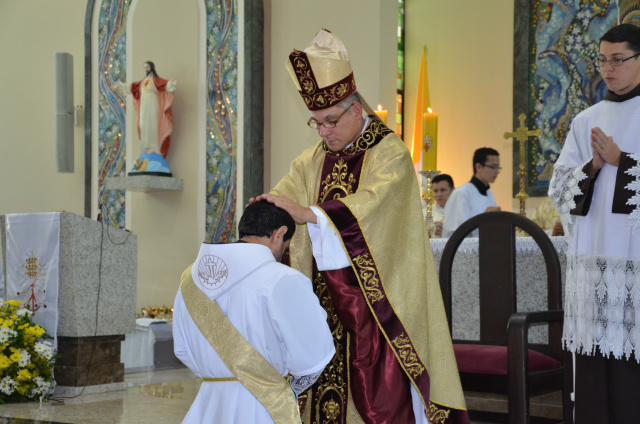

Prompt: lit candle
[374,104,388,125]
[422,107,438,171]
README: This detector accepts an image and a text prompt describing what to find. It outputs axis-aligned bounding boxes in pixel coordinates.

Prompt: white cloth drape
[5,213,60,349]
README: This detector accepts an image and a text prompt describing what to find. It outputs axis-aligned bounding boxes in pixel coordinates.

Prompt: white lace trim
[290,370,323,395]
[624,153,640,233]
[563,254,640,362]
[548,164,588,215]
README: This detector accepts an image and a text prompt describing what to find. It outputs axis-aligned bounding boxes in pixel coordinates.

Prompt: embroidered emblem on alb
[16,251,47,313]
[197,255,229,289]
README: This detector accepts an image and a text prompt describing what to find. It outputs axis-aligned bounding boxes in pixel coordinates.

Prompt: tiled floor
[0,367,200,424]
[0,367,562,423]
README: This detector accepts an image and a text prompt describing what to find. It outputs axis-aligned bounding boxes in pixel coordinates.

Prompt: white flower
[35,341,54,360]
[0,326,16,342]
[17,348,31,367]
[0,377,16,395]
[15,308,33,318]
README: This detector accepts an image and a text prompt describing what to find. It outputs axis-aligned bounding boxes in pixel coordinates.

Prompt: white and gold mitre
[286,29,358,111]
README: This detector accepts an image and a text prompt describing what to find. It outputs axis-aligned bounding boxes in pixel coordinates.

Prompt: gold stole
[180,266,301,424]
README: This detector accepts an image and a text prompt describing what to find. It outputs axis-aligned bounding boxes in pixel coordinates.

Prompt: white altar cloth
[120,318,170,372]
[430,236,567,343]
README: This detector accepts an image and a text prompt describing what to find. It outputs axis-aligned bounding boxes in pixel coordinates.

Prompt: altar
[120,318,183,373]
[429,236,567,344]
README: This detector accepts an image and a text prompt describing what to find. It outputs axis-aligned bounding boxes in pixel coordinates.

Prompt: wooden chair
[438,211,564,424]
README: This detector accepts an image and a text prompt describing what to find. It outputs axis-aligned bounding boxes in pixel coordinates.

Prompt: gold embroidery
[290,52,355,111]
[319,159,357,203]
[312,271,347,424]
[353,254,384,303]
[19,251,47,312]
[427,403,451,424]
[322,398,341,421]
[324,119,393,156]
[392,333,425,378]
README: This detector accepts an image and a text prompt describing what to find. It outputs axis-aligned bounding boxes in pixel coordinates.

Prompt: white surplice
[173,242,335,424]
[442,182,497,238]
[549,96,640,362]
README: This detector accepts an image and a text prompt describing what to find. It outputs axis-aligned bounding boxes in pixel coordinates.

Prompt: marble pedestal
[106,175,183,192]
[0,212,137,394]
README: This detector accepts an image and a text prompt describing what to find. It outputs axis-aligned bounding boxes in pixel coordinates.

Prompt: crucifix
[503,113,541,216]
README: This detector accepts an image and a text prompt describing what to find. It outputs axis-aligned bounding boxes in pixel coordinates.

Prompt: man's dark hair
[600,24,640,54]
[239,200,296,241]
[432,174,454,189]
[473,147,499,174]
[145,61,159,78]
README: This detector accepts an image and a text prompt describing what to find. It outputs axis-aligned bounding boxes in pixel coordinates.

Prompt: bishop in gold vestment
[262,29,468,424]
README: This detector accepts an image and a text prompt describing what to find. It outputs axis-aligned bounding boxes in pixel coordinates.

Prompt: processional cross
[503,113,541,216]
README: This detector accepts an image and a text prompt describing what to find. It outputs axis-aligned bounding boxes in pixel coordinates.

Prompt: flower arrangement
[0,298,56,403]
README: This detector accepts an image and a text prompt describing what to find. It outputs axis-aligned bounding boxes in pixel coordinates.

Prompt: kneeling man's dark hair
[239,200,296,241]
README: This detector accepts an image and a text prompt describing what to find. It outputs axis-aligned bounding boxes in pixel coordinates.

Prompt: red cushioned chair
[439,211,565,424]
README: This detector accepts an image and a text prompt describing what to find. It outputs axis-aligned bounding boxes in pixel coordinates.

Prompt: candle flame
[377,104,382,111]
[427,107,433,113]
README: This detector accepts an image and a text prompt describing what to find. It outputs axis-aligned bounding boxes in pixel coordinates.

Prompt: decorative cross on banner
[503,113,541,216]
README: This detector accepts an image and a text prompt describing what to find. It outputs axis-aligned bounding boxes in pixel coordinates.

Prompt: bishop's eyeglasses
[307,104,352,129]
[596,53,640,68]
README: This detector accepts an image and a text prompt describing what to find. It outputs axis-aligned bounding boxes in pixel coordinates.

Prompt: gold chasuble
[272,119,468,424]
[179,266,301,424]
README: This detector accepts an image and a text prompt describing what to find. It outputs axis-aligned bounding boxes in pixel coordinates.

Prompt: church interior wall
[1,0,526,313]
[405,0,516,211]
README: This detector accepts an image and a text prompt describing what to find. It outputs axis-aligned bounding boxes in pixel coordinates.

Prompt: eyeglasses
[482,164,502,171]
[307,104,352,129]
[596,53,640,68]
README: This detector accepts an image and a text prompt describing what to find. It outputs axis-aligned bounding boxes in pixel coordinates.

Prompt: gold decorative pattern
[324,119,393,156]
[391,333,425,378]
[319,159,357,203]
[289,52,356,111]
[322,398,341,421]
[311,271,347,424]
[427,404,451,424]
[352,254,384,304]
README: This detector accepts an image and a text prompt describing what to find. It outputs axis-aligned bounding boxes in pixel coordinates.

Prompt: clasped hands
[591,127,621,174]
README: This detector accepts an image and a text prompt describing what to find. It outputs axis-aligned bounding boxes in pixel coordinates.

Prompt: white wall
[0,1,87,215]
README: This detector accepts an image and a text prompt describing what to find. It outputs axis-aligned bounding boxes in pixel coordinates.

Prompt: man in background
[173,200,334,423]
[424,173,454,237]
[443,147,501,237]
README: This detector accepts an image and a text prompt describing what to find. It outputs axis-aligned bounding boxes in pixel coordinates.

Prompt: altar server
[549,23,640,423]
[258,29,469,424]
[443,147,501,237]
[173,200,335,424]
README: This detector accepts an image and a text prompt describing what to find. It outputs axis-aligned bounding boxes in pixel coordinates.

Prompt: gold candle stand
[420,170,440,237]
